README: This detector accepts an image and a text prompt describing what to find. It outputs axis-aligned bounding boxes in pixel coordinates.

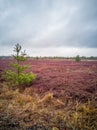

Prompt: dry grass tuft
[38,92,54,103]
[0,82,97,130]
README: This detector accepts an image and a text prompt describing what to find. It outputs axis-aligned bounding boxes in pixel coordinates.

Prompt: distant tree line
[28,56,97,60]
[0,55,97,60]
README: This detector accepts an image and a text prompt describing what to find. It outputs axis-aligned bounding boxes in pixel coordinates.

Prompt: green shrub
[75,55,81,62]
[18,73,36,86]
[2,70,17,87]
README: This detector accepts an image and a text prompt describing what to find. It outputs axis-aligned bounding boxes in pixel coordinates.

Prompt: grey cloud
[0,0,97,56]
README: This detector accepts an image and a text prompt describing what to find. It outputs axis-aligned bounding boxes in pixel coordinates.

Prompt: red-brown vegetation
[0,59,97,129]
[0,59,97,100]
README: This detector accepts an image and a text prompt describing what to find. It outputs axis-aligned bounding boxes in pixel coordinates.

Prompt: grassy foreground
[0,82,97,130]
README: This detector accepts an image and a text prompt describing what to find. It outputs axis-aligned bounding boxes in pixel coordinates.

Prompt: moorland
[0,58,97,130]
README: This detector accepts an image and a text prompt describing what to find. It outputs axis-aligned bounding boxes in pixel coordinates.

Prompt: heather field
[27,59,97,100]
[0,59,97,129]
[1,59,97,99]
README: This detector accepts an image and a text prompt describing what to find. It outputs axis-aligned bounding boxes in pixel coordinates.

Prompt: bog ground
[0,59,97,129]
[0,59,97,100]
[29,59,97,101]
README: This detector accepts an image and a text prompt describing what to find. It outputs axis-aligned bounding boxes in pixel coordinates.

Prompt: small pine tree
[2,43,36,91]
[75,55,81,62]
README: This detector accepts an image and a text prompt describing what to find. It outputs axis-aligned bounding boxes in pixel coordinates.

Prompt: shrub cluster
[3,70,36,87]
[75,55,81,62]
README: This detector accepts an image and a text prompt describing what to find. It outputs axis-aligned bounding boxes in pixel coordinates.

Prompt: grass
[0,82,97,130]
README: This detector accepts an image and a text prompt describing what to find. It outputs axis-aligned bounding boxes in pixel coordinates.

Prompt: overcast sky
[0,0,97,56]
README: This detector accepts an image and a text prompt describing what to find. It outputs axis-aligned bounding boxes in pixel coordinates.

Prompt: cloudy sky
[0,0,97,57]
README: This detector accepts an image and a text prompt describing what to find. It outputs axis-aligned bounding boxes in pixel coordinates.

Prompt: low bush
[2,70,36,88]
[75,55,81,62]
